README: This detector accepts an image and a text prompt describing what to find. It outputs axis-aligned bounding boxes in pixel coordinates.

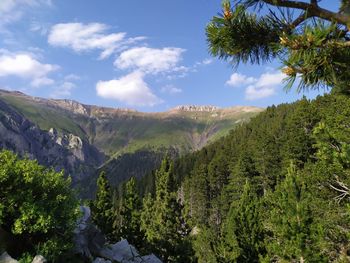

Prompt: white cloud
[48,22,145,59]
[0,50,58,87]
[246,72,286,100]
[202,58,213,65]
[245,85,276,100]
[226,73,256,87]
[96,71,162,107]
[245,71,286,100]
[30,20,50,35]
[161,84,182,95]
[0,0,52,26]
[114,47,185,74]
[31,77,54,87]
[64,74,80,81]
[51,81,76,98]
[226,71,286,100]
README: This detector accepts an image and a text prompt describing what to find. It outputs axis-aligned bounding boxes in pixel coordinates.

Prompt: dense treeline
[177,93,350,262]
[93,92,350,262]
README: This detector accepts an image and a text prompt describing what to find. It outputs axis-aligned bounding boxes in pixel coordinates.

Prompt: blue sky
[0,0,338,112]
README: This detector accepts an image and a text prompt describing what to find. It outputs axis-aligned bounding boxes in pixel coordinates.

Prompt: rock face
[74,206,162,263]
[31,255,46,263]
[98,240,162,263]
[0,252,46,263]
[0,99,105,184]
[0,252,18,263]
[0,89,263,192]
[172,105,220,112]
[74,206,105,259]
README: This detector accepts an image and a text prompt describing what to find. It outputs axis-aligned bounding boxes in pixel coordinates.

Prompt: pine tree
[220,181,265,263]
[91,171,114,237]
[207,1,350,94]
[119,177,144,249]
[140,157,193,262]
[264,164,327,262]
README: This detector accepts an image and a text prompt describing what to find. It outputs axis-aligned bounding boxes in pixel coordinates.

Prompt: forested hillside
[2,0,350,262]
[98,92,350,262]
[0,89,260,195]
[173,92,350,261]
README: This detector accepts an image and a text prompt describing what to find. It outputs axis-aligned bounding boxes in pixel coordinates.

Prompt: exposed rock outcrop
[0,89,263,193]
[31,255,46,263]
[74,206,106,259]
[0,252,17,263]
[172,105,220,112]
[0,252,46,263]
[0,99,105,184]
[74,206,162,263]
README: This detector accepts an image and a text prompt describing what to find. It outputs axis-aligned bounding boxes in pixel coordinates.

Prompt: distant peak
[51,99,88,115]
[172,105,220,112]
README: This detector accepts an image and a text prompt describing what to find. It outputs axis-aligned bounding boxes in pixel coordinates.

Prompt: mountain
[166,93,350,261]
[0,89,262,194]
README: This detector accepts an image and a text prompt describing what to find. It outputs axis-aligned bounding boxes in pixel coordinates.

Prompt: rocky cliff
[0,98,105,184]
[0,89,263,194]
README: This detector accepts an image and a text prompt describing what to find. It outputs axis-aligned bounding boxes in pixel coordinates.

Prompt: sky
[0,0,338,112]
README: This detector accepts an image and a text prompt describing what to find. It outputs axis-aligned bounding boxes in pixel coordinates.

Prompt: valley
[0,89,262,194]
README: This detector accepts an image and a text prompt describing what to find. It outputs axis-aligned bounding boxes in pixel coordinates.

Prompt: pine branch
[329,176,350,203]
[291,12,312,28]
[262,0,350,26]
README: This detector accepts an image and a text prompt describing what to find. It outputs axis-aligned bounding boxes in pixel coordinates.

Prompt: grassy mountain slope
[0,89,262,194]
[0,89,262,157]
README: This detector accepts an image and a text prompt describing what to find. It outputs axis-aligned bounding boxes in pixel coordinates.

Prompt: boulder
[140,254,163,263]
[73,206,106,259]
[98,240,163,263]
[31,255,46,263]
[92,258,111,263]
[99,239,139,262]
[0,252,18,263]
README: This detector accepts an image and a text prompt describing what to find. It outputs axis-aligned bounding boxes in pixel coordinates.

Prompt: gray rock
[0,98,105,186]
[99,239,139,262]
[98,239,163,263]
[92,258,111,263]
[140,254,163,263]
[0,252,18,263]
[31,255,46,263]
[74,206,106,259]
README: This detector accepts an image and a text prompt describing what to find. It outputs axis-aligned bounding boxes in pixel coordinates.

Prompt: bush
[0,150,79,261]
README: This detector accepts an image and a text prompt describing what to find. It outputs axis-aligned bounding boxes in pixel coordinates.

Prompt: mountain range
[0,89,262,196]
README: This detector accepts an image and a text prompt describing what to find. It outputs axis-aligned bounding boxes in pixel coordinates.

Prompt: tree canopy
[0,150,79,261]
[207,0,350,93]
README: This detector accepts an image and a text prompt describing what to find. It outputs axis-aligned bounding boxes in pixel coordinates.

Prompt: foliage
[207,0,350,93]
[172,93,350,262]
[91,171,114,237]
[0,150,79,261]
[264,164,327,262]
[140,158,194,262]
[118,177,144,249]
[220,181,266,262]
[88,93,350,262]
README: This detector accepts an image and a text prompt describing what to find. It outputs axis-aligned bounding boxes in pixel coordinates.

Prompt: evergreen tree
[264,164,327,262]
[91,171,114,237]
[119,177,144,249]
[207,1,350,93]
[220,181,265,262]
[140,157,193,262]
[192,226,220,263]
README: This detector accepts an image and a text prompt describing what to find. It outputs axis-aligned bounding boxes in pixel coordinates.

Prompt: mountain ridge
[0,89,262,117]
[0,89,263,194]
